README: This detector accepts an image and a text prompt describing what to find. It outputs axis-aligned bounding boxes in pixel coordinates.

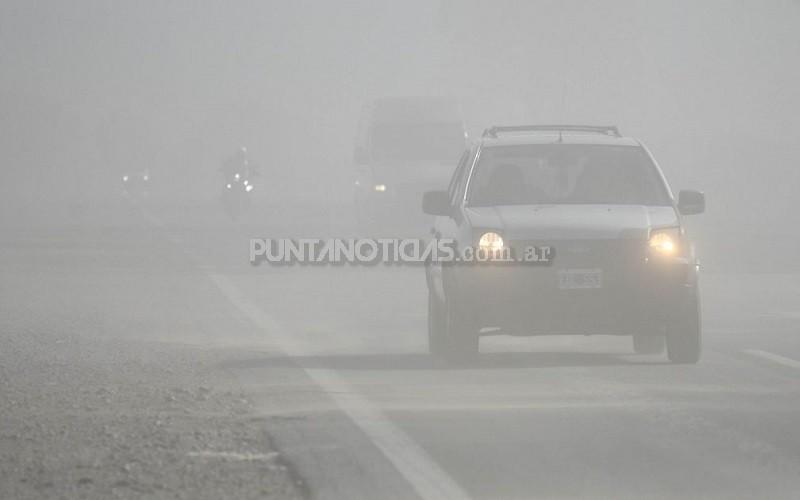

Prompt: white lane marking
[142,211,472,500]
[743,349,800,370]
[208,272,472,500]
[763,311,800,319]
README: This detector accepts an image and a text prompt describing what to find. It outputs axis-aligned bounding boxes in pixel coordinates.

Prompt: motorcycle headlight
[649,228,681,256]
[478,232,504,252]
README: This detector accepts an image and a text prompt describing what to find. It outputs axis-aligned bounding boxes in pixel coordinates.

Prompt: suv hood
[464,205,678,240]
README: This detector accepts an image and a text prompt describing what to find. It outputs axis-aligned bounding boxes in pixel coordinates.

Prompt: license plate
[557,268,603,289]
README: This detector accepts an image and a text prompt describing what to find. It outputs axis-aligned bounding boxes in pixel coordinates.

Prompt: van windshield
[468,144,671,207]
[370,122,465,163]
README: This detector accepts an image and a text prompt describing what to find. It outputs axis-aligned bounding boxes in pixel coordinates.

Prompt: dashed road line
[742,349,800,370]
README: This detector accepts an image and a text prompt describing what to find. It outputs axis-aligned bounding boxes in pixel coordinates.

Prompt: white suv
[423,125,705,364]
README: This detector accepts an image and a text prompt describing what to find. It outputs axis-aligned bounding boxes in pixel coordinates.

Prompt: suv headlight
[649,228,681,256]
[478,232,504,252]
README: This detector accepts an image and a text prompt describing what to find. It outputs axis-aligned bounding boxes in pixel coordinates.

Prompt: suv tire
[632,335,666,355]
[427,290,447,356]
[443,293,479,364]
[667,292,702,364]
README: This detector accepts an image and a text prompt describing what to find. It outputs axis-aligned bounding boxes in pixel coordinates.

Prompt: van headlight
[478,232,504,252]
[649,228,680,256]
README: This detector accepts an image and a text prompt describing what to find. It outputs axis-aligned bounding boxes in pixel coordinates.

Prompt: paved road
[3,200,799,499]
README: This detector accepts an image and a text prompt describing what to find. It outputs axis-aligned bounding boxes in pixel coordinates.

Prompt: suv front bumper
[442,249,698,336]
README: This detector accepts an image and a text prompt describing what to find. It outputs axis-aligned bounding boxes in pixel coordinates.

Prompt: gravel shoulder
[0,206,305,499]
[0,324,305,500]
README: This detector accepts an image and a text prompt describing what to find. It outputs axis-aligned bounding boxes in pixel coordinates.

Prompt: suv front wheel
[442,292,479,363]
[632,335,666,355]
[428,290,447,356]
[666,292,702,364]
[427,289,479,363]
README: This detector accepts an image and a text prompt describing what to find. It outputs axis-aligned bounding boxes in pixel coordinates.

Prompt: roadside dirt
[0,324,305,500]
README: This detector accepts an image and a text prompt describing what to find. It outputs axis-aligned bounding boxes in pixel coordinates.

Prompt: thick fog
[2,1,799,269]
[2,2,800,499]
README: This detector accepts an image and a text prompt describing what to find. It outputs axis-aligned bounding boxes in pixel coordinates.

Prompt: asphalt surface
[2,199,799,499]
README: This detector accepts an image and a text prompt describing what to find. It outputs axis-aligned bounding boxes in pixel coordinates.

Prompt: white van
[353,97,467,233]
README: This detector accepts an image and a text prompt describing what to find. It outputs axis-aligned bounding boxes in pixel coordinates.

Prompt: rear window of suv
[467,144,671,207]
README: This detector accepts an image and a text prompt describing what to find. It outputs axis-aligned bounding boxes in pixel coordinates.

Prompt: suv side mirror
[354,146,369,165]
[677,189,705,215]
[422,190,451,216]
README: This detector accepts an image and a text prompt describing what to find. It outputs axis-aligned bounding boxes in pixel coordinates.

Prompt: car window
[468,145,671,207]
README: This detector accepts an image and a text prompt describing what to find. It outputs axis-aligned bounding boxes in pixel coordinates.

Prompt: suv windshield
[468,144,671,206]
[370,122,465,163]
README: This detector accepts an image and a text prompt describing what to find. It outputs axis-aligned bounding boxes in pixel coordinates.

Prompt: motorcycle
[222,171,255,220]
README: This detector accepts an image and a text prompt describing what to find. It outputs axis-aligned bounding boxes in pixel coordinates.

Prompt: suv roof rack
[482,124,621,139]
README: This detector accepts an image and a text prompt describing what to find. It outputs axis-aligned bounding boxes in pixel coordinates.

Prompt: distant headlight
[374,184,387,192]
[122,175,129,182]
[245,184,254,192]
[226,183,232,189]
[142,174,149,182]
[649,228,680,256]
[478,232,504,252]
[234,173,241,180]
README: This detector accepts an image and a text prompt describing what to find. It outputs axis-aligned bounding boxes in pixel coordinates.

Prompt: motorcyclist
[220,146,259,182]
